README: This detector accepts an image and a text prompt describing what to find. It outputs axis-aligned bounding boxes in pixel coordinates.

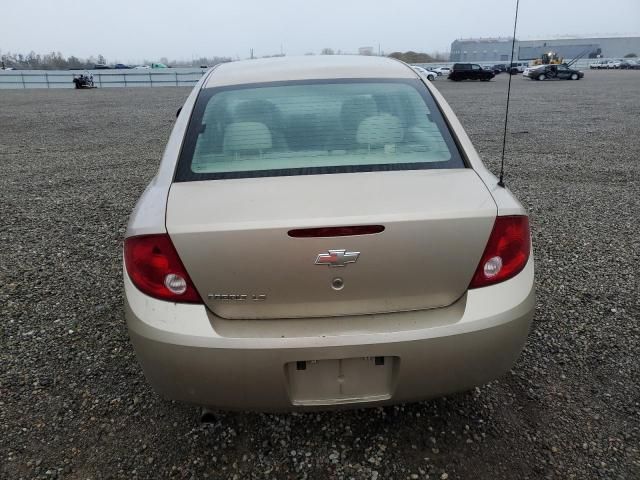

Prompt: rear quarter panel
[421,77,526,216]
[126,68,219,238]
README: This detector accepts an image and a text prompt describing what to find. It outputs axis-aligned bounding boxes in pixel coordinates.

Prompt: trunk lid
[166,169,496,319]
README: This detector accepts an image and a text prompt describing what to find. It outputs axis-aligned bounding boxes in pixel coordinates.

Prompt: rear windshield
[175,78,465,181]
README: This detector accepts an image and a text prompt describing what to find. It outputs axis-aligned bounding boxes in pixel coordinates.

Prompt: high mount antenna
[498,0,521,188]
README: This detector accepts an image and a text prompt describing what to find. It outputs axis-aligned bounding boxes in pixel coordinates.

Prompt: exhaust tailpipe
[200,407,219,424]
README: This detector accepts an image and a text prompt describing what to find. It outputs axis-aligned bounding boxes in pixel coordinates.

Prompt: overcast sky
[2,0,638,62]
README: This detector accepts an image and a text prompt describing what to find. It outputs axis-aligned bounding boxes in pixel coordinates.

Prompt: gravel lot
[1,70,638,479]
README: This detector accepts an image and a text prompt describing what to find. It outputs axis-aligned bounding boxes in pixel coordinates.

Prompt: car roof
[203,55,416,88]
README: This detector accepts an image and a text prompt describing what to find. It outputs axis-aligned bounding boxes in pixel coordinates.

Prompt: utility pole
[250,48,254,59]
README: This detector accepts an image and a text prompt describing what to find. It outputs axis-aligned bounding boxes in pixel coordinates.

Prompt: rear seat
[222,122,273,156]
[356,114,404,149]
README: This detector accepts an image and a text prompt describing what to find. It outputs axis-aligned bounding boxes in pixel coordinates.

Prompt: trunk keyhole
[331,277,345,291]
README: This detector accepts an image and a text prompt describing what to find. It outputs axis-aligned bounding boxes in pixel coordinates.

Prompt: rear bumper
[125,259,535,411]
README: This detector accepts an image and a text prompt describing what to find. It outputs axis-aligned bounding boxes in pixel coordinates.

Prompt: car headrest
[356,114,404,146]
[235,100,284,130]
[223,122,273,154]
[341,96,378,131]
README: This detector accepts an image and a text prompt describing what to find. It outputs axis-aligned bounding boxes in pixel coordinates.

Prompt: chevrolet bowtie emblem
[315,249,360,267]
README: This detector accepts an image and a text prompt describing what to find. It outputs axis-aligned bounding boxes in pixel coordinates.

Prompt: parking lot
[1,70,638,479]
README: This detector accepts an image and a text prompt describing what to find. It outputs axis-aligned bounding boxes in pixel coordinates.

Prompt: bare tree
[0,50,232,70]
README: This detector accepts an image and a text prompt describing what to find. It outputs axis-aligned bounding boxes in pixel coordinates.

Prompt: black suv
[448,63,495,81]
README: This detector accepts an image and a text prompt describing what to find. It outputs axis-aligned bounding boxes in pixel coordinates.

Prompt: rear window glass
[175,79,465,181]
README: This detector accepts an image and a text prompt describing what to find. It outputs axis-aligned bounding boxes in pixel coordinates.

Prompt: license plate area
[285,356,398,406]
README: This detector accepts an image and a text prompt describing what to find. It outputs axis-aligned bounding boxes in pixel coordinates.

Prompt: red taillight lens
[469,216,531,289]
[124,234,202,303]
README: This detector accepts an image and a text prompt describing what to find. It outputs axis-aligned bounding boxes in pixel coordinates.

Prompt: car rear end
[448,63,466,81]
[124,57,534,410]
[482,68,496,81]
[523,66,542,79]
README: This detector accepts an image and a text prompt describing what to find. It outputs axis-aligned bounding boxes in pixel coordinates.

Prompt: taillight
[124,234,202,303]
[469,216,531,289]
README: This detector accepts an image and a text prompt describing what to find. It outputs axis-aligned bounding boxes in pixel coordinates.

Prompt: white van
[509,62,529,74]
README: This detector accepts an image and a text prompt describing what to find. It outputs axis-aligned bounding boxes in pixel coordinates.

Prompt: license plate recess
[286,356,398,406]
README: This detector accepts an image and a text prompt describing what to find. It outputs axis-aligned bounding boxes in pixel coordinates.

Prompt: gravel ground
[1,70,638,479]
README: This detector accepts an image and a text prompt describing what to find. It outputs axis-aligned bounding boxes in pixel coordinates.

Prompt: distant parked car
[432,66,451,76]
[411,65,437,81]
[134,65,151,69]
[605,59,623,69]
[151,63,169,69]
[523,64,583,80]
[589,59,608,69]
[483,65,501,74]
[94,64,110,70]
[620,59,640,69]
[508,62,528,74]
[493,64,507,73]
[448,63,495,81]
[114,63,131,69]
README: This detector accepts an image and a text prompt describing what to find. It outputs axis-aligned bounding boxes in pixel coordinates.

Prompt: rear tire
[427,74,435,81]
[570,73,579,80]
[537,74,546,81]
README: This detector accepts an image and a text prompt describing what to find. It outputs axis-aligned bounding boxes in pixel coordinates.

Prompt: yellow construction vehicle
[532,51,564,66]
